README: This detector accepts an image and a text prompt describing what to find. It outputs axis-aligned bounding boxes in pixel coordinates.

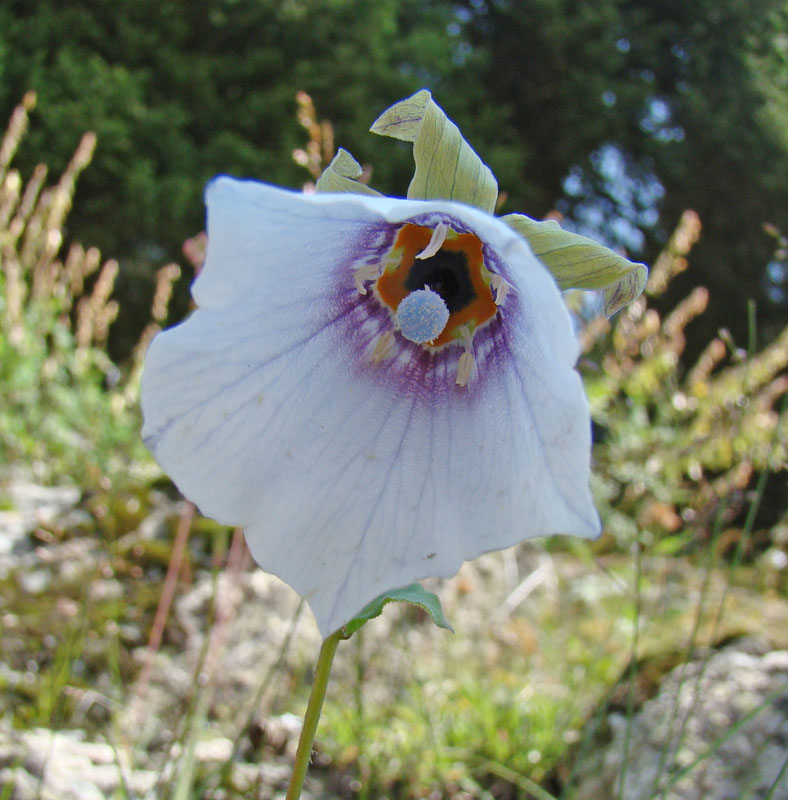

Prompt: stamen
[458,324,475,351]
[415,223,449,260]
[490,273,511,306]
[395,288,450,344]
[370,330,396,363]
[354,263,381,294]
[455,324,476,386]
[456,350,476,387]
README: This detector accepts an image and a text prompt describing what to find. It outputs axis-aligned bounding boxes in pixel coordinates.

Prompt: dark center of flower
[403,250,476,314]
[374,223,499,348]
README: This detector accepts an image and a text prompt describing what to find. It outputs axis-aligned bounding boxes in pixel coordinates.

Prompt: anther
[455,350,476,386]
[455,324,476,386]
[490,273,511,306]
[354,264,381,294]
[370,330,396,363]
[415,223,449,260]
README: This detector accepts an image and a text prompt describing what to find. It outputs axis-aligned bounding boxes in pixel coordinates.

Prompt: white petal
[142,180,599,636]
[191,177,385,310]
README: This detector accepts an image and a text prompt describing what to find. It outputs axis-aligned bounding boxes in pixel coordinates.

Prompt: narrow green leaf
[371,90,498,213]
[502,212,647,314]
[342,583,453,637]
[315,148,382,196]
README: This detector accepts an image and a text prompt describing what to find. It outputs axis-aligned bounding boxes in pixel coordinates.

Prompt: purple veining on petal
[325,211,523,405]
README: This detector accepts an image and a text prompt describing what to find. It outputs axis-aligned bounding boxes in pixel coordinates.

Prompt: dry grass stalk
[124,264,183,403]
[0,171,21,230]
[0,91,36,180]
[4,163,48,249]
[647,209,702,297]
[293,90,335,182]
[687,338,728,388]
[0,98,133,364]
[2,245,24,345]
[151,263,181,322]
[662,286,709,354]
[15,163,48,227]
[75,259,119,349]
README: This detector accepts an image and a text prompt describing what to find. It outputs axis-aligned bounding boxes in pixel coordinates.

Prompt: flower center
[374,223,499,348]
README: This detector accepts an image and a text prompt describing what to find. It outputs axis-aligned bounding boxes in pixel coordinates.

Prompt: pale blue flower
[141,177,600,636]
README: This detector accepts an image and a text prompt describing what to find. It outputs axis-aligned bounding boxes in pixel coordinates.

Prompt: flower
[141,92,644,637]
[141,177,599,636]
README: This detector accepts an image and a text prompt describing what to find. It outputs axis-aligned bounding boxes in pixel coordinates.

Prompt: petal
[141,180,599,636]
[189,176,386,311]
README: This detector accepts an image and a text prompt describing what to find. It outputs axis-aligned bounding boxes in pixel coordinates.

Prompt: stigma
[395,288,450,344]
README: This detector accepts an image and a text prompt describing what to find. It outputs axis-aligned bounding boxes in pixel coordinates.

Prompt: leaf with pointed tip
[502,213,647,314]
[369,89,431,141]
[341,583,453,638]
[315,148,382,196]
[371,90,497,213]
[603,265,649,315]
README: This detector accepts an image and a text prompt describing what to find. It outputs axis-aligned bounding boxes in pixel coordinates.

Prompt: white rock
[572,641,788,800]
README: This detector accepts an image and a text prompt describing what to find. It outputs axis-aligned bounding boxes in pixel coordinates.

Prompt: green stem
[285,629,343,800]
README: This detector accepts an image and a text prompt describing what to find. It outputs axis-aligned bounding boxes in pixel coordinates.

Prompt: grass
[1,93,787,799]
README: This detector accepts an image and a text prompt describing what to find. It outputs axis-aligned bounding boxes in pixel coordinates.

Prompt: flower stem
[285,628,343,800]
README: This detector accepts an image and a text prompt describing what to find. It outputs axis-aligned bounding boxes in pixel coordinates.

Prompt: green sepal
[502,212,648,315]
[370,89,498,214]
[315,148,382,196]
[602,265,649,316]
[341,583,453,638]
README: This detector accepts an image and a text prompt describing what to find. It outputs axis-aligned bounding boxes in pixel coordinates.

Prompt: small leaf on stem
[342,583,453,637]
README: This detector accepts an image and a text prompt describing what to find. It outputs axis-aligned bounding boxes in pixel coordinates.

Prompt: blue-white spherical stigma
[396,288,450,344]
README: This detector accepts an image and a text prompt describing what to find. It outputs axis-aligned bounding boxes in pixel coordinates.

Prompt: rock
[18,568,50,594]
[0,481,80,575]
[571,640,788,800]
[0,767,39,800]
[193,736,233,763]
[0,723,157,799]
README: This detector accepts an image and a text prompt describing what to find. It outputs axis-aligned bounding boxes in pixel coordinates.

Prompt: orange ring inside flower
[375,224,497,348]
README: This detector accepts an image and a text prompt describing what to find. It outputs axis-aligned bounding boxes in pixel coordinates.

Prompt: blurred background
[1,2,787,798]
[3,0,787,354]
